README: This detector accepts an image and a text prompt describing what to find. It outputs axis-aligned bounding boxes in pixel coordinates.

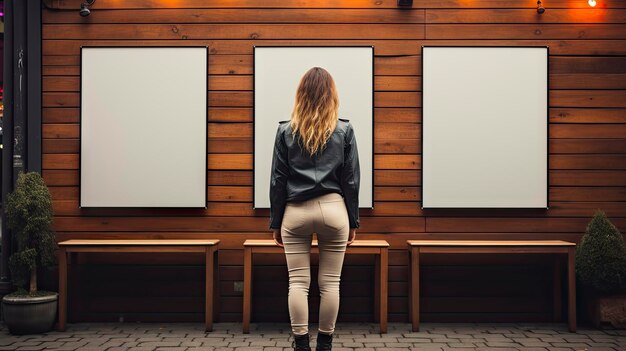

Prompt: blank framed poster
[80,46,208,208]
[253,46,374,209]
[422,46,548,208]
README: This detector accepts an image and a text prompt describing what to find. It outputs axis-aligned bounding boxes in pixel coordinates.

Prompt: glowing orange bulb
[588,0,597,7]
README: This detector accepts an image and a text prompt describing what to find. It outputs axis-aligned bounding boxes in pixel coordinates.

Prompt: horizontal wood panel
[42,39,626,56]
[425,217,626,232]
[52,216,426,233]
[43,24,426,40]
[42,138,626,155]
[45,200,626,221]
[40,56,626,75]
[549,139,626,154]
[49,186,626,202]
[42,90,626,108]
[44,9,426,24]
[45,170,626,187]
[42,107,423,124]
[43,9,626,25]
[551,90,626,107]
[550,124,626,138]
[41,123,626,140]
[549,74,626,89]
[550,108,626,123]
[425,24,626,39]
[43,154,626,170]
[425,9,626,23]
[39,24,626,44]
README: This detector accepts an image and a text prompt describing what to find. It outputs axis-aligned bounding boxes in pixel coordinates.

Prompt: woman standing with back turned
[269,67,360,351]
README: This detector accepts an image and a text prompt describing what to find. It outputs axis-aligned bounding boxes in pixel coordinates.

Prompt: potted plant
[1,172,58,334]
[576,209,626,328]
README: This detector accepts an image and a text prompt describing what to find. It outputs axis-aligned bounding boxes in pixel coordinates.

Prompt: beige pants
[281,192,349,336]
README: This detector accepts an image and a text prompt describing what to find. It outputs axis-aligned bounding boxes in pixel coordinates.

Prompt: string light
[588,0,597,7]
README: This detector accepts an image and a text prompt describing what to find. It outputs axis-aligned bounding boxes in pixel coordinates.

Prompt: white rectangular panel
[80,47,208,207]
[254,46,374,208]
[422,46,548,208]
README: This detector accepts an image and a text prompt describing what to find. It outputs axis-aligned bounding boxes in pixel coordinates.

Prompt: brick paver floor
[0,322,624,351]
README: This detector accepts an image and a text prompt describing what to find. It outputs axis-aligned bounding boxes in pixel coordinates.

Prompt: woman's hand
[347,228,356,245]
[272,229,284,247]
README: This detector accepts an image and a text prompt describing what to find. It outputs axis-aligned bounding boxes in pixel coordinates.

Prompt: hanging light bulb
[537,0,545,14]
[588,0,597,7]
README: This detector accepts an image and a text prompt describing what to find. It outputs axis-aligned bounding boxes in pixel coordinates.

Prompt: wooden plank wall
[40,0,626,324]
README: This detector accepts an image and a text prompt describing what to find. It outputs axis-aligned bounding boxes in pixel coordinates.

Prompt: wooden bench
[57,239,220,332]
[243,239,389,334]
[407,240,577,332]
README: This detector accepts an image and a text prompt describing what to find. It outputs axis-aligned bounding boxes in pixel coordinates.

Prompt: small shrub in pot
[576,210,626,328]
[2,172,59,334]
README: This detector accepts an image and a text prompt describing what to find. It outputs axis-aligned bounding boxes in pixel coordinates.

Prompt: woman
[269,67,360,351]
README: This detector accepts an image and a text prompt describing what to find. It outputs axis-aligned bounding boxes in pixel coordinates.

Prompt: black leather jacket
[269,118,360,229]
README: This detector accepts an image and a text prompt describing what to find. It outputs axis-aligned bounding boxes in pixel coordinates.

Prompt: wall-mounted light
[537,0,545,14]
[80,0,96,17]
[588,0,597,7]
[397,0,413,7]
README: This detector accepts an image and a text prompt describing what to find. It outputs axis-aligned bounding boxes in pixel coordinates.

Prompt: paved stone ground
[0,322,624,351]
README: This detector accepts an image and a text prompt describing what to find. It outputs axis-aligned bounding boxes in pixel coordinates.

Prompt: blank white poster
[422,46,548,208]
[254,46,374,208]
[80,47,208,207]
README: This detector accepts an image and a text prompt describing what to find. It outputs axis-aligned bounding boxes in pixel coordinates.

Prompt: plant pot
[1,292,58,335]
[583,288,626,329]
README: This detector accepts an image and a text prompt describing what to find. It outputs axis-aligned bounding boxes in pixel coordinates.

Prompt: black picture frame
[420,45,550,210]
[251,45,376,210]
[78,46,209,209]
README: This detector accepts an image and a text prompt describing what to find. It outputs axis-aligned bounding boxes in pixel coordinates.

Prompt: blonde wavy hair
[290,67,339,157]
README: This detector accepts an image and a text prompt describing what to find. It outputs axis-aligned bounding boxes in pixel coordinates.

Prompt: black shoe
[292,333,311,351]
[316,331,333,351]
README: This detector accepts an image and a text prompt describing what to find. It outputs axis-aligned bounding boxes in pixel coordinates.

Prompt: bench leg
[243,247,252,334]
[57,247,67,332]
[567,247,577,332]
[374,254,380,323]
[205,247,215,332]
[379,248,388,334]
[410,247,420,332]
[407,248,411,324]
[552,255,562,322]
[213,248,220,322]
